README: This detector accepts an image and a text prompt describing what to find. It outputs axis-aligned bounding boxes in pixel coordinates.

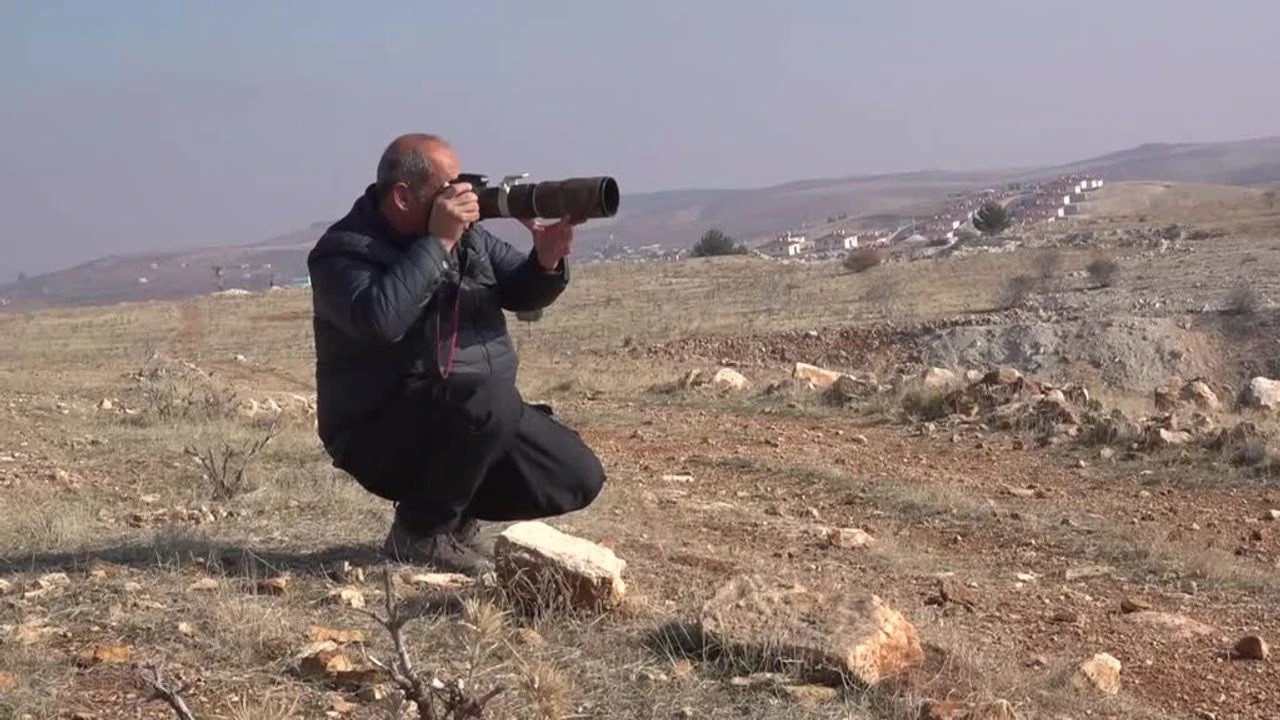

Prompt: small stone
[406,573,474,590]
[0,670,16,692]
[188,578,219,592]
[323,588,366,609]
[1231,635,1269,661]
[1064,565,1113,581]
[257,576,289,596]
[820,526,875,549]
[1120,597,1152,614]
[1261,509,1280,522]
[1049,609,1080,624]
[1071,652,1121,695]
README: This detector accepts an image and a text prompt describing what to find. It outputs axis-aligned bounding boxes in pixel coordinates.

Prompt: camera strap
[436,286,462,380]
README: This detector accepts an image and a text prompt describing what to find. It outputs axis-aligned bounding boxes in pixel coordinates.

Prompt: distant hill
[4,134,1280,311]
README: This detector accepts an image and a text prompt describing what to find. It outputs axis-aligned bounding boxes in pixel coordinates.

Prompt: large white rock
[1240,377,1280,411]
[792,362,844,389]
[494,521,626,612]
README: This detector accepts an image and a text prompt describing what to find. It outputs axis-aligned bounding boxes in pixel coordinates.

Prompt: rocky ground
[3,185,1280,719]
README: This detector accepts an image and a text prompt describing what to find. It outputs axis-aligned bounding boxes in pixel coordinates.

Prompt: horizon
[4,1,1280,277]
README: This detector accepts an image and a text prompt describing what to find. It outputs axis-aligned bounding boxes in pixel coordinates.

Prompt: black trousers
[334,375,606,537]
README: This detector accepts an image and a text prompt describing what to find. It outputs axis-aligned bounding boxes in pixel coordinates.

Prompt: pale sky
[3,1,1279,276]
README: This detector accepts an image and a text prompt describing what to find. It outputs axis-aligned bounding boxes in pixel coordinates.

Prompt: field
[3,182,1280,719]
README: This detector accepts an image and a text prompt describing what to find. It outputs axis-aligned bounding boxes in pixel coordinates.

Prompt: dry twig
[357,567,506,719]
[141,664,197,720]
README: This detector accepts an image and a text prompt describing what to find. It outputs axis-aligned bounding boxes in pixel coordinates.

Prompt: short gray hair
[375,133,443,200]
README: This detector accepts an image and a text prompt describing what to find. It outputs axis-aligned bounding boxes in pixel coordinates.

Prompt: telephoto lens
[475,177,620,221]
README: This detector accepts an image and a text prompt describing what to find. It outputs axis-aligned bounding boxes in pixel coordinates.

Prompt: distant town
[578,173,1106,264]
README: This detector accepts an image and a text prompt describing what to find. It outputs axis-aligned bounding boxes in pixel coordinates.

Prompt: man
[307,133,606,576]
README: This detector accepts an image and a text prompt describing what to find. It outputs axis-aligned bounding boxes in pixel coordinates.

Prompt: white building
[812,231,858,253]
[757,232,808,257]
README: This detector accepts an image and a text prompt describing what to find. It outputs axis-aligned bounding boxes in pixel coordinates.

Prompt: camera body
[449,172,619,221]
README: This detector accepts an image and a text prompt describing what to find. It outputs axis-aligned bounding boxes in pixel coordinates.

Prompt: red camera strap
[436,287,462,379]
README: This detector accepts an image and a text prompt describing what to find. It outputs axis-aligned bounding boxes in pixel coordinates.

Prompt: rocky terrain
[3,182,1280,719]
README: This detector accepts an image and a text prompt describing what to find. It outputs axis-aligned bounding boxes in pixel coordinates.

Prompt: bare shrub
[843,247,883,274]
[131,354,238,423]
[1035,249,1063,288]
[1086,256,1120,288]
[998,274,1037,310]
[1225,281,1261,316]
[863,273,910,321]
[184,423,280,500]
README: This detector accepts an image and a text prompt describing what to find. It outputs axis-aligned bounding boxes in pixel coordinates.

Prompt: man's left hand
[521,216,583,271]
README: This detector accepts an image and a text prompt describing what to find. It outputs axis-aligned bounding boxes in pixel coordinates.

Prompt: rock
[1181,380,1221,411]
[698,575,923,686]
[188,578,219,592]
[1071,653,1121,695]
[1260,509,1280,522]
[292,641,353,680]
[1120,597,1152,614]
[97,398,114,411]
[257,576,289,596]
[0,579,10,596]
[710,368,750,392]
[406,573,475,590]
[780,684,839,706]
[0,670,15,693]
[323,588,366,609]
[820,527,875,549]
[1239,377,1280,411]
[75,644,135,667]
[823,375,877,406]
[1231,635,1269,661]
[1099,447,1116,461]
[921,367,959,392]
[792,362,844,389]
[932,577,976,609]
[494,521,627,612]
[1123,611,1216,639]
[307,626,367,645]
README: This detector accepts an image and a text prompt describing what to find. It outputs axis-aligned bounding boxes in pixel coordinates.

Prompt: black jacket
[307,184,569,457]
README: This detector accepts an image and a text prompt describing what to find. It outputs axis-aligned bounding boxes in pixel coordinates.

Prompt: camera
[450,173,620,221]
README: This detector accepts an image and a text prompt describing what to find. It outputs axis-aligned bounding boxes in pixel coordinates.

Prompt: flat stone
[699,574,923,687]
[494,521,626,612]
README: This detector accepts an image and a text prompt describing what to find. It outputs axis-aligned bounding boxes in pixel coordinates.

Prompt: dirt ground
[2,181,1280,719]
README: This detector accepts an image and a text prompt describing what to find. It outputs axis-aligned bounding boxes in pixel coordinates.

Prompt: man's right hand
[429,182,480,248]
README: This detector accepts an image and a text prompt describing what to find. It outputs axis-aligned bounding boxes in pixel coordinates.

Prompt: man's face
[396,142,462,233]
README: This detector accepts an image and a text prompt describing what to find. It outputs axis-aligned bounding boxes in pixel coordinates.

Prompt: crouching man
[306,133,606,576]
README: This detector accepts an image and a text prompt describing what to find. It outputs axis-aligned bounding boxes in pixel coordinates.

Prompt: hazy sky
[3,1,1279,276]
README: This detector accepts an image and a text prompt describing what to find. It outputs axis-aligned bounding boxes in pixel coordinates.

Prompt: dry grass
[4,183,1280,718]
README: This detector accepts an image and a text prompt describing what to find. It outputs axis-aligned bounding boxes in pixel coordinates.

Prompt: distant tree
[1086,256,1120,288]
[16,272,26,283]
[973,202,1012,235]
[843,247,884,274]
[211,265,225,291]
[690,228,747,257]
[998,274,1037,310]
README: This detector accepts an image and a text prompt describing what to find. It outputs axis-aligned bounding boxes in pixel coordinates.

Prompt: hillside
[3,134,1279,311]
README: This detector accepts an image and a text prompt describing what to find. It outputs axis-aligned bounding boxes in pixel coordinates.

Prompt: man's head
[374,133,461,235]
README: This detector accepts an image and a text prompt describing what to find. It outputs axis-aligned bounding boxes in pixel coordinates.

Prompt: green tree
[973,202,1012,236]
[690,228,747,257]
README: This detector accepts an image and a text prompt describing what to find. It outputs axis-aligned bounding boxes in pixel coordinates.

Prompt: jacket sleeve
[308,233,452,344]
[478,225,570,312]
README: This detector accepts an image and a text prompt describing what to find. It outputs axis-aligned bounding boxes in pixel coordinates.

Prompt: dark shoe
[381,520,494,577]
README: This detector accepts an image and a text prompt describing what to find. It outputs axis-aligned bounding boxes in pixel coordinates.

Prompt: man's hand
[428,182,480,249]
[521,216,583,271]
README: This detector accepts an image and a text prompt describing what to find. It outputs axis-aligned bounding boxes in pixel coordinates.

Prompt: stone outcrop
[698,575,923,687]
